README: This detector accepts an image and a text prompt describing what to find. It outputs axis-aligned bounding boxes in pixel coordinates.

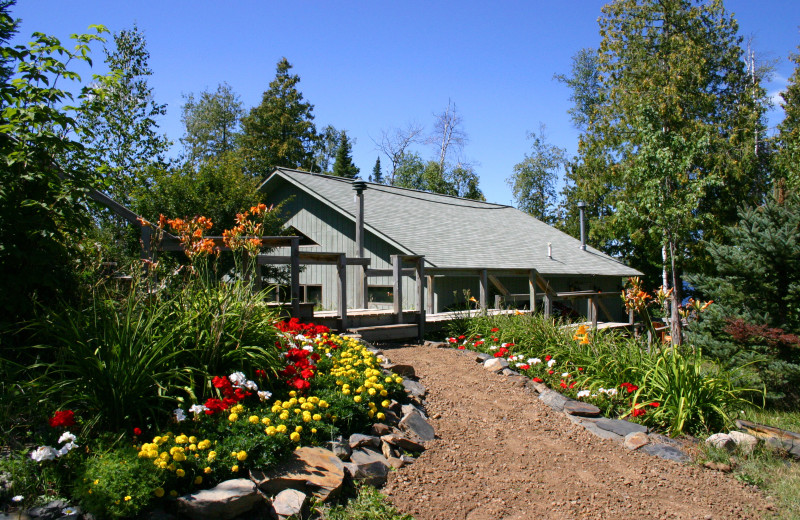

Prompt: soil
[381,344,774,520]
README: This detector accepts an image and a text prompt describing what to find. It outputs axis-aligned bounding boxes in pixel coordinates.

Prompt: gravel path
[381,345,773,520]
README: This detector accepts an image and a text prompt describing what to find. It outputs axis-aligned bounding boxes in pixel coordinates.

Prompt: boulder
[399,410,435,442]
[563,400,602,417]
[705,433,735,452]
[389,364,416,378]
[352,460,390,487]
[387,456,405,469]
[593,417,647,437]
[326,440,352,460]
[350,447,388,466]
[501,368,521,377]
[401,403,426,418]
[537,390,569,411]
[402,379,427,398]
[269,489,307,520]
[382,409,400,425]
[640,443,690,463]
[349,433,381,450]
[483,358,508,372]
[176,479,261,520]
[475,353,492,362]
[728,431,758,453]
[251,447,345,502]
[381,433,426,452]
[623,431,650,450]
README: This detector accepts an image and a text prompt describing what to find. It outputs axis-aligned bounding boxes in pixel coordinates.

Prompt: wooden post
[591,295,598,329]
[479,269,488,313]
[416,257,425,341]
[426,275,435,314]
[629,308,635,325]
[290,237,300,318]
[253,252,262,293]
[528,270,537,312]
[337,253,347,331]
[543,293,552,318]
[354,185,367,309]
[140,225,152,263]
[392,255,403,323]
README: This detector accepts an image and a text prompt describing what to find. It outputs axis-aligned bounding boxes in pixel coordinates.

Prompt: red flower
[49,410,76,428]
[560,380,568,388]
[519,364,530,370]
[578,367,584,372]
[255,369,267,378]
[620,382,639,393]
[650,402,660,408]
[458,345,465,350]
[133,427,142,436]
[448,337,456,343]
[632,408,646,417]
[569,381,576,389]
[548,370,555,375]
[532,377,543,383]
[491,328,499,333]
[545,355,552,362]
[458,335,465,340]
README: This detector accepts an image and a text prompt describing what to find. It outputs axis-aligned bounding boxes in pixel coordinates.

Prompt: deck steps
[346,323,419,342]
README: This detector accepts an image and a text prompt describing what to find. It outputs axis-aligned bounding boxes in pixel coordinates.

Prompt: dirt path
[381,345,772,520]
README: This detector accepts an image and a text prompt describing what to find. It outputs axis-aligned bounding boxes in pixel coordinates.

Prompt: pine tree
[331,131,359,178]
[240,57,318,175]
[181,82,243,167]
[371,157,382,183]
[776,45,800,189]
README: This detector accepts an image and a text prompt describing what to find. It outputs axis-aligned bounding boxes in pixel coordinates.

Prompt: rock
[483,358,508,372]
[706,433,735,452]
[538,389,569,411]
[400,454,416,465]
[475,353,492,362]
[501,368,521,377]
[352,460,390,487]
[349,433,381,450]
[423,340,448,348]
[177,479,261,520]
[350,447,388,466]
[640,443,691,463]
[401,403,426,418]
[387,456,405,469]
[252,447,345,502]
[382,409,400,425]
[389,364,416,377]
[563,400,602,417]
[729,431,758,453]
[342,462,358,479]
[593,417,648,437]
[269,488,307,520]
[532,382,549,394]
[704,461,732,472]
[508,375,529,388]
[326,440,352,460]
[140,508,176,520]
[402,379,427,398]
[382,433,426,452]
[399,410,435,442]
[28,500,68,520]
[381,440,397,459]
[581,420,624,441]
[371,423,392,436]
[624,431,650,450]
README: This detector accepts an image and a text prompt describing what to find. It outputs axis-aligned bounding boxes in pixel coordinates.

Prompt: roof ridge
[273,166,511,209]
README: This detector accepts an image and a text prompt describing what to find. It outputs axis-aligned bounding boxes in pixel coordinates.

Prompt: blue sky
[10,1,800,205]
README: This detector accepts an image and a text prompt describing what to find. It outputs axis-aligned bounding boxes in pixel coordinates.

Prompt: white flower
[58,431,77,444]
[61,507,78,515]
[295,334,307,342]
[30,446,57,462]
[547,359,556,368]
[228,371,247,387]
[515,362,525,367]
[326,352,332,358]
[12,495,23,502]
[561,372,570,378]
[55,442,77,457]
[174,408,187,422]
[606,388,618,396]
[189,404,208,414]
[257,390,273,402]
[501,342,511,348]
[243,379,259,391]
[529,358,541,365]
[302,345,314,352]
[576,390,590,398]
[489,345,498,350]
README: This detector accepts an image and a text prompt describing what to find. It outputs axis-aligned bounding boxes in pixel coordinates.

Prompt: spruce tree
[331,131,359,179]
[371,157,382,183]
[240,57,318,175]
[776,45,800,189]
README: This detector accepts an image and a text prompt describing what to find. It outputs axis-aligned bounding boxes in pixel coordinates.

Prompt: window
[367,285,394,304]
[302,285,322,305]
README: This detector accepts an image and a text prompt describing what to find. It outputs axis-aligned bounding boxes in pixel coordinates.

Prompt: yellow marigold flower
[167,463,176,472]
[152,436,162,444]
[289,391,297,398]
[154,488,165,498]
[237,450,247,461]
[394,377,402,384]
[289,397,298,405]
[188,444,197,452]
[299,397,306,404]
[173,452,186,462]
[248,415,259,424]
[368,388,377,396]
[380,389,388,397]
[197,440,211,450]
[368,410,375,418]
[159,452,169,460]
[228,413,238,422]
[353,395,362,403]
[312,413,322,421]
[276,424,287,433]
[189,436,197,444]
[231,465,239,473]
[204,466,212,474]
[124,495,132,502]
[207,451,217,461]
[231,404,244,414]
[290,432,300,442]
[377,412,385,420]
[265,426,276,436]
[282,402,291,409]
[311,428,317,434]
[93,479,99,485]
[158,461,168,469]
[261,417,271,425]
[319,400,329,408]
[194,476,203,485]
[176,469,185,477]
[309,396,319,404]
[175,434,189,444]
[279,411,289,421]
[295,425,303,433]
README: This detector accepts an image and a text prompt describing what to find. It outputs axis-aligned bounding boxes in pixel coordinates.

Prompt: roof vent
[352,180,367,193]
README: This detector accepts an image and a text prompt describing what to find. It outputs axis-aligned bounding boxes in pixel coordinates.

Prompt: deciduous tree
[508,126,565,224]
[181,82,243,166]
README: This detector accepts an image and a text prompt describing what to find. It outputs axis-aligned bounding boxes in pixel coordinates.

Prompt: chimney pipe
[578,201,587,251]
[352,180,367,258]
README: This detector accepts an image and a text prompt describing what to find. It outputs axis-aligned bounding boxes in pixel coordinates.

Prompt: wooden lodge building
[258,168,641,323]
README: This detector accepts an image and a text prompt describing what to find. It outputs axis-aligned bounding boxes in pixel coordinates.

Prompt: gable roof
[260,168,641,277]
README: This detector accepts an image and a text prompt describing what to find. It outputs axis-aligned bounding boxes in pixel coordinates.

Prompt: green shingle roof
[261,168,642,277]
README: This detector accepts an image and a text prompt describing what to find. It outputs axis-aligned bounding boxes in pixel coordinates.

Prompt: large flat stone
[399,409,435,442]
[353,460,390,487]
[538,389,569,411]
[624,431,650,450]
[270,488,307,520]
[475,353,492,362]
[640,443,690,463]
[563,400,601,417]
[388,364,416,377]
[349,433,381,450]
[593,417,647,437]
[349,447,387,466]
[581,420,624,441]
[251,447,344,502]
[381,433,426,452]
[177,479,261,520]
[483,358,509,372]
[402,379,427,398]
